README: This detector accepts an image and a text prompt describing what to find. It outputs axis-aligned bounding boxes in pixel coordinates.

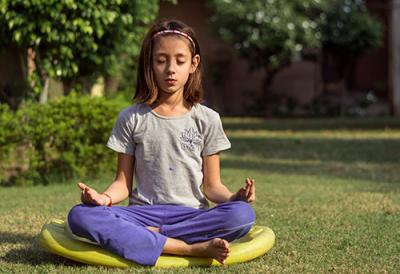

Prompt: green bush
[0,94,128,186]
[0,104,21,183]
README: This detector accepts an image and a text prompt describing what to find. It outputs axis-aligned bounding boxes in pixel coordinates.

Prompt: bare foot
[191,238,230,264]
[146,226,160,233]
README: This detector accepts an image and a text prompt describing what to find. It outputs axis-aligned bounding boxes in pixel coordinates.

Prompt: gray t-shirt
[106,102,231,209]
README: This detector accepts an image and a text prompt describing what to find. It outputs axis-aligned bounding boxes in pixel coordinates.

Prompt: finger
[77,182,87,191]
[246,178,253,191]
[249,181,256,202]
[80,192,86,203]
[80,192,91,204]
[79,183,91,204]
[243,178,249,189]
[247,179,254,194]
[251,178,256,193]
[86,188,98,201]
[83,186,90,196]
[235,189,244,201]
[82,185,93,197]
[244,178,251,197]
[247,188,253,200]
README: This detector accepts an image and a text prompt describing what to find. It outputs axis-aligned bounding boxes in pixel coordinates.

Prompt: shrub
[0,104,21,183]
[0,94,128,186]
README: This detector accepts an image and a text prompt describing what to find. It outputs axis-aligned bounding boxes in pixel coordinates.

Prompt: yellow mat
[39,218,275,268]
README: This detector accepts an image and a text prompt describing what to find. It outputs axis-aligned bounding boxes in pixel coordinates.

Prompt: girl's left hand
[231,178,256,203]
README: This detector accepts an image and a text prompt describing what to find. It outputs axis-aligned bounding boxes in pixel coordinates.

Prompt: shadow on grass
[223,118,400,131]
[228,137,400,164]
[0,231,34,245]
[0,233,83,267]
[221,136,400,188]
[222,158,400,188]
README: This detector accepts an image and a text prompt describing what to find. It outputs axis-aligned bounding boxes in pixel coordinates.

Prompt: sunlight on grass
[0,118,399,273]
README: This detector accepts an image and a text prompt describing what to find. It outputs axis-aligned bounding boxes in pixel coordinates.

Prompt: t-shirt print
[180,128,202,152]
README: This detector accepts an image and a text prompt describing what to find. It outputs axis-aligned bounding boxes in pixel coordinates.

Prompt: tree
[319,0,383,115]
[0,0,161,102]
[207,0,325,114]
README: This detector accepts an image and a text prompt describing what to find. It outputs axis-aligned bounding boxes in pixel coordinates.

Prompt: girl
[67,19,256,266]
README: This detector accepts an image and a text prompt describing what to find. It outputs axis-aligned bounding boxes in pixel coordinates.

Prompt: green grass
[1,118,399,273]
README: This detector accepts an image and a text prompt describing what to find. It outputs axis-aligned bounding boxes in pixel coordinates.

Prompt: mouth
[165,79,177,86]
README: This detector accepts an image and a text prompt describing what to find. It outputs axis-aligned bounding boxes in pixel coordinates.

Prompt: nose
[166,61,176,75]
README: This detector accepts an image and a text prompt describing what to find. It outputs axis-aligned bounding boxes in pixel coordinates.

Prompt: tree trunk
[339,53,356,116]
[263,68,278,116]
[17,48,28,80]
[105,74,120,96]
[63,80,73,95]
[39,77,49,104]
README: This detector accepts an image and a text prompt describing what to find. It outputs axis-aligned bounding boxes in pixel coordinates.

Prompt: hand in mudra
[231,178,256,203]
[78,182,109,206]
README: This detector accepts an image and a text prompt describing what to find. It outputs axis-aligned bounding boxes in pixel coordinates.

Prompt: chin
[161,87,181,94]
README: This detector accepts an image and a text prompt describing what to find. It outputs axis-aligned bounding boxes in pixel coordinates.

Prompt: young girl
[67,19,256,266]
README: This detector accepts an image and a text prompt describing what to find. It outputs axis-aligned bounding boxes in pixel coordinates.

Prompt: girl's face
[152,35,200,98]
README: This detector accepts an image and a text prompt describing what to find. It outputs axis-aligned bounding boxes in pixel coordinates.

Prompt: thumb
[77,182,87,191]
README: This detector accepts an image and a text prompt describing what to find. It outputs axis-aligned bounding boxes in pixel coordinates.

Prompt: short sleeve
[106,110,135,155]
[202,114,231,156]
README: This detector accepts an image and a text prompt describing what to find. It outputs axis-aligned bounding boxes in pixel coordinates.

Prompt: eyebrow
[154,53,188,58]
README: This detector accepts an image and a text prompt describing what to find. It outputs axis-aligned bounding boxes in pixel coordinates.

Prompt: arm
[78,153,134,205]
[202,153,233,203]
[202,153,256,204]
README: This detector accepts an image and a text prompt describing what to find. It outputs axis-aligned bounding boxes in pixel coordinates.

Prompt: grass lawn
[1,118,399,273]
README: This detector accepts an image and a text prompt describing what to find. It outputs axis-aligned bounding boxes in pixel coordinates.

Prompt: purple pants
[67,201,255,266]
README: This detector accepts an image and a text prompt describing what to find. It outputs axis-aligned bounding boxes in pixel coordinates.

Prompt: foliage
[319,0,383,54]
[207,0,325,72]
[207,0,326,116]
[0,104,20,183]
[0,94,127,186]
[0,0,160,92]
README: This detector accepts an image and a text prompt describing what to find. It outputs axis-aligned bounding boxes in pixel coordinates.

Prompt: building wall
[355,0,389,98]
[157,1,322,115]
[158,0,262,115]
[158,0,390,116]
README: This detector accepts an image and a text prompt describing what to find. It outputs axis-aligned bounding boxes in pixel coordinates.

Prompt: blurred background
[0,0,399,186]
[1,0,399,117]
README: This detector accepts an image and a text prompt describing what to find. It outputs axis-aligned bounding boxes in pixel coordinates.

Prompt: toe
[214,238,225,248]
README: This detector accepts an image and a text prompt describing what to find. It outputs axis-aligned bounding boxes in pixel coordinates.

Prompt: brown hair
[134,19,203,106]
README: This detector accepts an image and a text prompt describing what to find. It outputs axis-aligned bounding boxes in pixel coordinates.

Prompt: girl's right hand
[78,182,109,206]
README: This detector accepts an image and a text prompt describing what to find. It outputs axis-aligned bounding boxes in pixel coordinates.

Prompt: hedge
[0,94,128,186]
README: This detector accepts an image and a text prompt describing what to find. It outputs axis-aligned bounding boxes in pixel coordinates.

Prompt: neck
[154,89,188,110]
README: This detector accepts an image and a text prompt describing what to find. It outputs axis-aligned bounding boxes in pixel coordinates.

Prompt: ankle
[146,226,160,233]
[188,241,205,256]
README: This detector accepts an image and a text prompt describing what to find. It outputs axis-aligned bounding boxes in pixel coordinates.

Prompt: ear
[190,54,200,74]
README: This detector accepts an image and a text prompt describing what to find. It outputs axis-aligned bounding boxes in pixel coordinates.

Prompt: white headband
[153,29,196,51]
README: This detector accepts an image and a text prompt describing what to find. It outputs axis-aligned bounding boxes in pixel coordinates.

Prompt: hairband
[152,29,196,51]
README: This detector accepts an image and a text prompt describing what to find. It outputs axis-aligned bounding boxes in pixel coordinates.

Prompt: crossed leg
[67,201,255,266]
